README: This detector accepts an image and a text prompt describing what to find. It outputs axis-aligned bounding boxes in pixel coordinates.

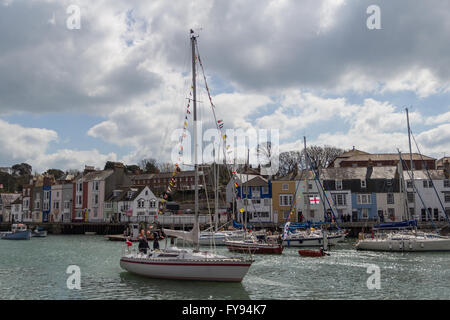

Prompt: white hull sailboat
[356,232,450,252]
[120,248,252,282]
[120,30,253,282]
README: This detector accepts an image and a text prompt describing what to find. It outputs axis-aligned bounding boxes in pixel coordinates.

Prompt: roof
[12,196,22,205]
[242,176,269,187]
[130,173,156,180]
[275,166,399,181]
[74,170,114,182]
[341,153,435,162]
[113,186,146,202]
[402,169,447,180]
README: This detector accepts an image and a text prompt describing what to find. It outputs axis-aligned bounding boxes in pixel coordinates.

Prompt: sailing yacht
[356,108,450,252]
[120,30,253,281]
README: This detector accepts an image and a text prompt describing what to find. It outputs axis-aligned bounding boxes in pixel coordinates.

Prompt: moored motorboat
[1,224,31,240]
[32,226,47,237]
[225,239,283,254]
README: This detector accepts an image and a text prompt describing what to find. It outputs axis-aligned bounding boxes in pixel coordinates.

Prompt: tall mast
[304,136,310,222]
[406,108,415,220]
[191,29,199,251]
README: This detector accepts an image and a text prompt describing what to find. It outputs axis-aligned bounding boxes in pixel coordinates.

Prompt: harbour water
[0,235,449,300]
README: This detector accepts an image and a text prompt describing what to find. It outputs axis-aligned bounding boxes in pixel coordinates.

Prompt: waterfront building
[72,164,131,222]
[0,193,21,222]
[404,169,450,222]
[131,170,210,193]
[271,176,297,225]
[235,176,273,225]
[116,186,160,223]
[11,196,22,222]
[32,185,43,223]
[329,148,436,170]
[22,182,33,223]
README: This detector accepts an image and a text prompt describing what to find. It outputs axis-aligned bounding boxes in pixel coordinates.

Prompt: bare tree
[257,142,272,167]
[158,162,176,173]
[301,145,344,169]
[276,151,302,177]
[139,158,159,174]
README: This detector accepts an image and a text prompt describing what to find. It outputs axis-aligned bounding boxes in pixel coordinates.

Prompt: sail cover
[163,220,199,245]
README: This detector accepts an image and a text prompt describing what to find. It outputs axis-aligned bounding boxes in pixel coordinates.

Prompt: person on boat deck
[138,229,149,254]
[150,230,164,250]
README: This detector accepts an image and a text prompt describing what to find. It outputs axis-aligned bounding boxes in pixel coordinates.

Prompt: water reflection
[119,272,250,300]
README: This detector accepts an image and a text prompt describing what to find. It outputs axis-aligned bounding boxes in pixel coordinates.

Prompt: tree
[45,169,65,179]
[256,141,272,166]
[104,161,116,170]
[158,162,175,173]
[125,165,141,175]
[12,163,32,176]
[302,145,344,169]
[139,158,159,174]
[277,151,302,178]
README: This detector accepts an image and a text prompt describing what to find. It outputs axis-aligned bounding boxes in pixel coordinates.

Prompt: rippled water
[0,235,449,300]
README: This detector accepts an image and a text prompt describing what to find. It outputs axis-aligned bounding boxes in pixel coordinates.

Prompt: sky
[0,0,449,172]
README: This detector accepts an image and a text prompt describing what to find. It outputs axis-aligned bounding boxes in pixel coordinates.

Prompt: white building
[404,170,450,222]
[118,186,160,222]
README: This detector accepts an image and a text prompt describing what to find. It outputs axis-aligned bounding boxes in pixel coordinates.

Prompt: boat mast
[191,29,199,251]
[304,136,310,222]
[406,108,416,220]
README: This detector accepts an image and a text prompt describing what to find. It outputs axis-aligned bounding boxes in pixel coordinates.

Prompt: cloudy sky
[0,0,449,172]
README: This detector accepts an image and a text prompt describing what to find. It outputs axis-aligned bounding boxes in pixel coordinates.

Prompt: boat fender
[420,243,424,248]
[389,243,392,250]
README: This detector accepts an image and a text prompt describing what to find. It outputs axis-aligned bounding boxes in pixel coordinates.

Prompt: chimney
[84,165,96,174]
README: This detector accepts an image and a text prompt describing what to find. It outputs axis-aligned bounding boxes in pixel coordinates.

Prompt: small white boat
[270,229,346,247]
[32,227,48,237]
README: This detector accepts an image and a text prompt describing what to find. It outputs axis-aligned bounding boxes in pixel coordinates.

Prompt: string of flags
[158,84,194,214]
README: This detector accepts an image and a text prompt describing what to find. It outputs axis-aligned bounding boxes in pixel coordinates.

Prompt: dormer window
[361,180,367,188]
[336,180,343,190]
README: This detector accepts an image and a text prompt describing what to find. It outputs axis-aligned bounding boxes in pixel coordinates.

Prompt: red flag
[126,239,132,247]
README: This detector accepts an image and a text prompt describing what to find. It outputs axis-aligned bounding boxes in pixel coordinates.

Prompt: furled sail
[163,220,199,245]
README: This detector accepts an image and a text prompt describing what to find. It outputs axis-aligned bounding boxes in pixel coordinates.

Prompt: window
[262,186,269,194]
[309,210,315,218]
[444,180,450,188]
[407,180,413,189]
[263,198,270,206]
[407,192,415,203]
[145,190,149,196]
[44,191,50,200]
[357,194,372,204]
[77,183,83,192]
[386,179,393,187]
[76,195,82,206]
[64,201,70,209]
[283,211,290,219]
[332,193,346,206]
[53,201,59,209]
[388,208,395,219]
[282,184,289,191]
[422,180,432,188]
[252,199,261,205]
[150,199,156,208]
[93,208,98,217]
[387,193,394,205]
[94,194,99,206]
[93,181,99,191]
[361,180,367,188]
[434,208,439,221]
[336,180,343,190]
[361,208,369,219]
[138,199,145,208]
[445,193,450,203]
[279,194,293,206]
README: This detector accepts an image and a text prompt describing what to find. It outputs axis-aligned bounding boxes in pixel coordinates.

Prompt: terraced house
[72,163,131,222]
